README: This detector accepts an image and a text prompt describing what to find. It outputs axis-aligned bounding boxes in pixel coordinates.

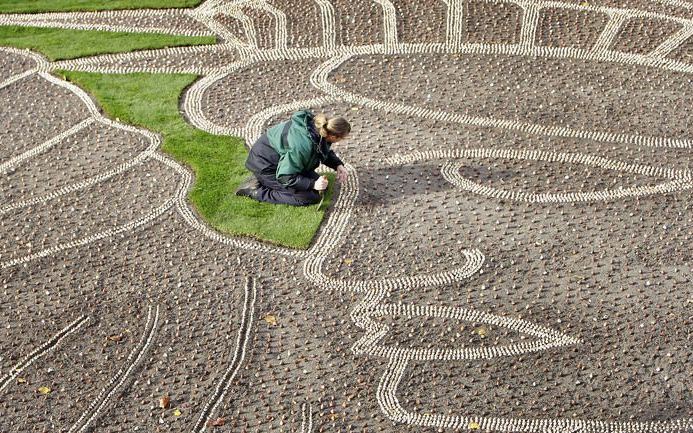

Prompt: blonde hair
[314,113,351,139]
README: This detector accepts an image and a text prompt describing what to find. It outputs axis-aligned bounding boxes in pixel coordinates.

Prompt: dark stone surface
[1,1,692,432]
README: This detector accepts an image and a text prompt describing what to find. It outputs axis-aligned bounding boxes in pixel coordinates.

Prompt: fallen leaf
[468,421,480,430]
[207,417,226,427]
[107,334,123,343]
[173,408,182,417]
[351,106,359,111]
[263,314,278,326]
[17,377,27,384]
[160,395,171,409]
[474,325,489,338]
[343,258,353,265]
[37,386,51,395]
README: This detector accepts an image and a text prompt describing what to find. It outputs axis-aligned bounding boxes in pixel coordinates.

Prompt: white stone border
[300,402,313,433]
[152,152,305,258]
[0,117,95,175]
[654,0,693,11]
[0,69,175,269]
[68,305,160,433]
[443,0,465,51]
[373,0,399,52]
[0,46,50,70]
[182,61,255,135]
[377,356,693,432]
[0,125,160,216]
[53,44,235,75]
[191,277,257,433]
[313,0,336,51]
[0,69,36,90]
[0,195,174,270]
[0,9,213,37]
[650,24,693,59]
[384,148,693,203]
[479,0,693,26]
[0,315,89,393]
[310,52,693,149]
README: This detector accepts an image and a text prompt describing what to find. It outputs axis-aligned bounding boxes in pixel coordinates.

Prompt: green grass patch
[58,71,335,249]
[0,0,202,13]
[0,26,215,61]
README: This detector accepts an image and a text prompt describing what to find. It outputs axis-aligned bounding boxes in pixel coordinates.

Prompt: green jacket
[265,110,343,190]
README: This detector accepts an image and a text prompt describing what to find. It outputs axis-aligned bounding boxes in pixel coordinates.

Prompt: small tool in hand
[316,175,327,211]
[317,190,325,211]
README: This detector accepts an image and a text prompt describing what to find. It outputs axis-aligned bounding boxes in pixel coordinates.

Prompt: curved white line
[0,69,37,90]
[68,305,160,433]
[313,0,336,51]
[0,196,174,270]
[191,277,257,433]
[653,0,693,10]
[300,402,314,433]
[38,71,100,117]
[0,18,211,37]
[182,61,255,136]
[250,0,288,49]
[373,0,399,51]
[0,46,49,70]
[306,257,488,293]
[649,24,693,59]
[377,357,693,433]
[152,152,305,258]
[0,117,95,175]
[0,71,162,215]
[479,0,693,26]
[443,160,692,202]
[52,44,233,74]
[0,132,158,216]
[0,315,90,393]
[381,148,693,202]
[0,9,213,37]
[310,53,693,149]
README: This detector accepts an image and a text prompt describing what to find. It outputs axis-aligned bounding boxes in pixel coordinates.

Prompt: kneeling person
[236,110,350,206]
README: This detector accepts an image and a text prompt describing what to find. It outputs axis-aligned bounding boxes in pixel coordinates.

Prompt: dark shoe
[235,175,260,198]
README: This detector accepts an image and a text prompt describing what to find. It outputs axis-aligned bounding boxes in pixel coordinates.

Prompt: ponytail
[314,113,351,139]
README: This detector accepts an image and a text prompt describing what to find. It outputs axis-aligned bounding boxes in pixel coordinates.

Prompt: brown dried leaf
[37,386,51,395]
[263,314,278,326]
[17,377,27,384]
[343,258,353,265]
[207,417,226,427]
[107,334,123,342]
[159,395,171,409]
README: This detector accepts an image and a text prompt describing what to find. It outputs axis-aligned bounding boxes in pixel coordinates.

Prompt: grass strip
[58,71,334,249]
[0,25,215,61]
[0,0,202,14]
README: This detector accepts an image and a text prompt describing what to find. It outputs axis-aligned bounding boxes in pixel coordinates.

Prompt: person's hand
[336,165,348,183]
[314,175,329,191]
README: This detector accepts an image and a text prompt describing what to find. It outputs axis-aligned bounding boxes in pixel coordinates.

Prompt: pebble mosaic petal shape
[1,1,692,433]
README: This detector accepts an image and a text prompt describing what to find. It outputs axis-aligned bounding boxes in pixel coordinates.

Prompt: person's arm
[323,149,344,170]
[277,173,315,191]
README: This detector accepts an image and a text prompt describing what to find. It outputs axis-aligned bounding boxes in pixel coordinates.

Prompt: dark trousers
[245,134,321,206]
[254,170,321,206]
